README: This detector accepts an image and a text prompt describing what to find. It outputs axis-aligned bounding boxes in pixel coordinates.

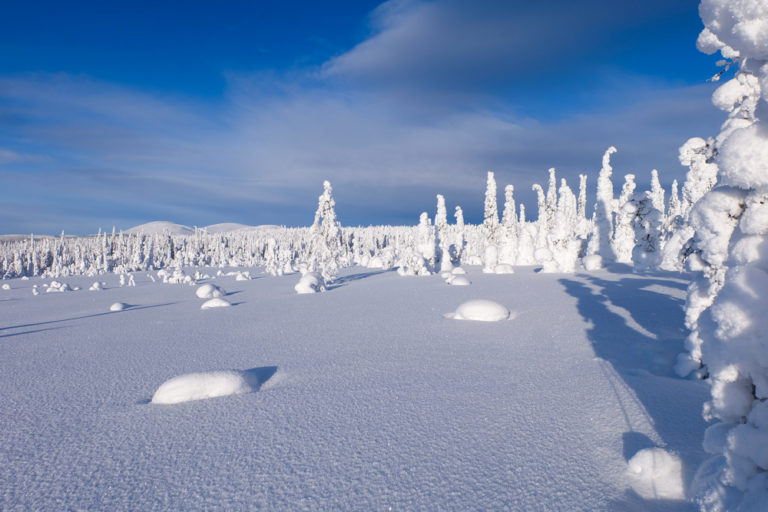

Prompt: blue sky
[1,0,726,234]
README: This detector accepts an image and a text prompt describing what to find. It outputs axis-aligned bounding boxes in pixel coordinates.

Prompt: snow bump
[446,300,510,322]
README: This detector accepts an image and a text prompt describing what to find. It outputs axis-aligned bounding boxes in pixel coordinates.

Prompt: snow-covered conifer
[309,180,344,283]
[611,174,637,264]
[483,171,499,245]
[585,147,618,267]
[684,3,768,508]
[499,185,518,265]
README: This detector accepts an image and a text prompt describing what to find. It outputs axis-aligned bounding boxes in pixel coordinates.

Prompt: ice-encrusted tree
[483,171,500,245]
[499,185,518,265]
[685,2,768,509]
[435,194,452,271]
[585,147,618,268]
[454,206,465,264]
[309,180,344,283]
[612,174,637,264]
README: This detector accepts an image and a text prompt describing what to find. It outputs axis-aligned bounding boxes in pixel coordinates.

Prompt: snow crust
[151,371,256,404]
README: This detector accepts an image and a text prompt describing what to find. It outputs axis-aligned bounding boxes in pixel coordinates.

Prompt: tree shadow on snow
[0,302,178,331]
[559,275,706,510]
[326,269,395,289]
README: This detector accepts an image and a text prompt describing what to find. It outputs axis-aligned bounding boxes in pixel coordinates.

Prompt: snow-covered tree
[483,171,500,245]
[499,185,518,265]
[435,194,452,271]
[585,147,618,268]
[685,2,768,509]
[611,174,637,264]
[309,180,344,283]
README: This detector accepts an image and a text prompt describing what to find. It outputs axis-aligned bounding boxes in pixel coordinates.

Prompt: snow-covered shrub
[295,272,325,294]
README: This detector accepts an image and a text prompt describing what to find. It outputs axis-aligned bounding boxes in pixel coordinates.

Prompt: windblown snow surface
[0,265,708,510]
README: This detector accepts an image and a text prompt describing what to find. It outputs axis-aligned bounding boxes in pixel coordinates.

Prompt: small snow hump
[200,297,231,309]
[626,448,685,501]
[446,275,471,286]
[151,367,277,404]
[196,283,225,299]
[446,300,510,322]
[109,302,128,311]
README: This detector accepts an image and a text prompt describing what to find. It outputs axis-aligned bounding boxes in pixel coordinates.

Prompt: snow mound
[46,281,72,293]
[201,298,231,309]
[626,448,685,501]
[295,272,324,294]
[446,275,471,286]
[2,283,10,290]
[196,284,225,299]
[151,370,255,405]
[494,264,515,274]
[446,300,510,322]
[89,282,104,291]
[110,302,128,312]
[451,267,466,275]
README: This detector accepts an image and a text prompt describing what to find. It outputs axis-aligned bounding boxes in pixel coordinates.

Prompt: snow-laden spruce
[684,2,768,509]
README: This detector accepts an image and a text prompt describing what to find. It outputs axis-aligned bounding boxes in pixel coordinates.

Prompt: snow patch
[445,300,510,322]
[626,448,685,501]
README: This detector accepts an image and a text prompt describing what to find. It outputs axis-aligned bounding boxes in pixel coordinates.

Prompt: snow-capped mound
[89,282,104,291]
[196,284,225,299]
[46,281,72,292]
[446,275,471,286]
[151,371,255,405]
[494,264,514,274]
[295,272,324,294]
[125,221,194,236]
[1,283,10,290]
[366,256,385,269]
[451,267,466,275]
[626,448,684,501]
[446,300,510,322]
[201,298,231,309]
[110,302,128,311]
[582,255,602,271]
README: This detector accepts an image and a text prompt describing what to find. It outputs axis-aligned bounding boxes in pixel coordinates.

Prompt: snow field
[0,266,708,510]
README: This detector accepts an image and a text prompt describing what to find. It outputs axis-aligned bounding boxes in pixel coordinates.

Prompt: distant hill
[124,221,284,236]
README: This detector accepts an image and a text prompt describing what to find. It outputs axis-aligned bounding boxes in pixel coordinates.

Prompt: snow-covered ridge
[124,221,282,235]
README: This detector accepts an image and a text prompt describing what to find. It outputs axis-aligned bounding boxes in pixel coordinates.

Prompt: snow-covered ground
[0,265,708,510]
